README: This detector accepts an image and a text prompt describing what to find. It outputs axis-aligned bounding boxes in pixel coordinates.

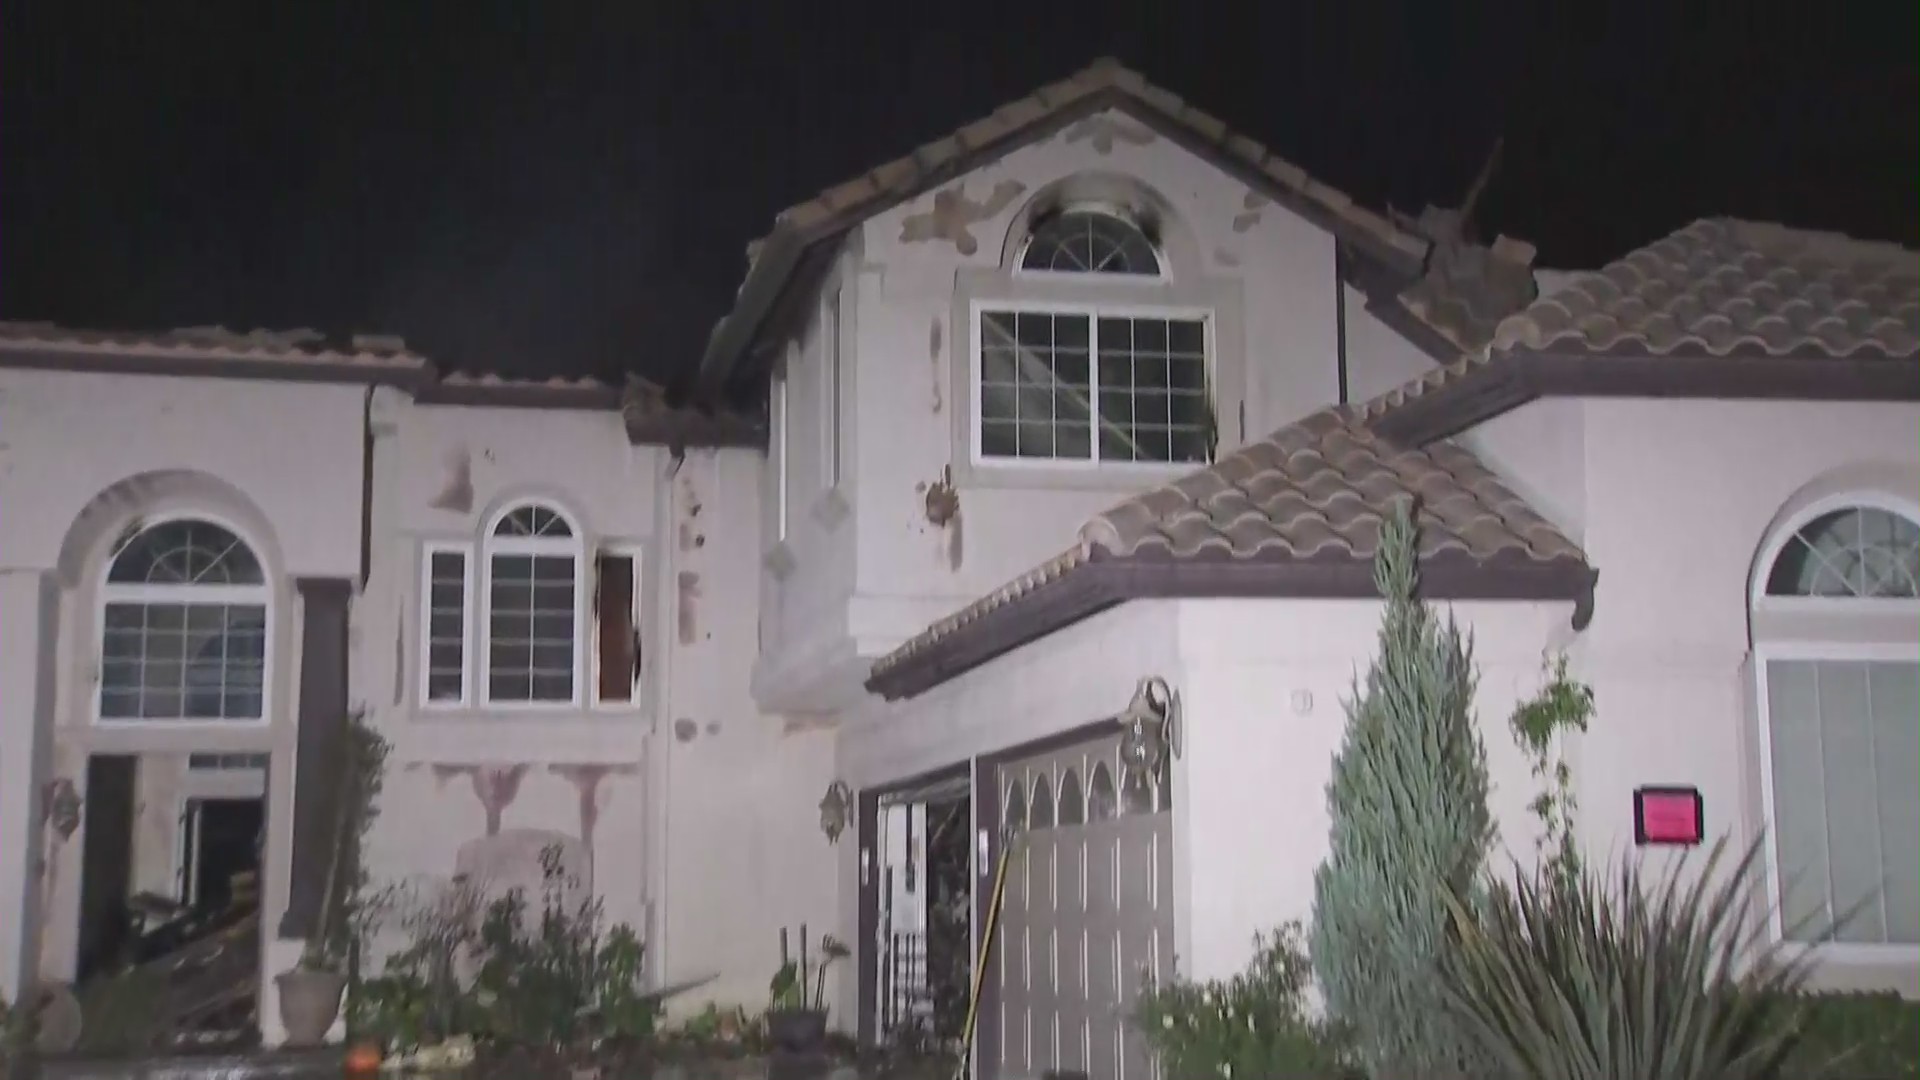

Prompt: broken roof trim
[0,321,761,450]
[864,546,1597,702]
[691,56,1433,405]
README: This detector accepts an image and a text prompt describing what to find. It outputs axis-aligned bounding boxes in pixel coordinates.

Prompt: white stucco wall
[757,111,1391,717]
[353,393,837,1019]
[0,370,367,1016]
[1469,395,1920,995]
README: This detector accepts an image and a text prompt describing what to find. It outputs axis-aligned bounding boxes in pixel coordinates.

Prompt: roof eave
[865,549,1596,702]
[0,344,435,389]
[1374,347,1920,447]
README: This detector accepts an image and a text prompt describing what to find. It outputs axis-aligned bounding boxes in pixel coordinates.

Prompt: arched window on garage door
[1752,499,1920,951]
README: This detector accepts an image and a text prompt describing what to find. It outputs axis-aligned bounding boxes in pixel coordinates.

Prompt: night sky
[7,3,1915,384]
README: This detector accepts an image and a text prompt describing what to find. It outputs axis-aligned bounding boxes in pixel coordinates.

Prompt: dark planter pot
[764,1008,828,1054]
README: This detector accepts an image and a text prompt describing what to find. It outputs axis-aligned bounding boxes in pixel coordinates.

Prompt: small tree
[1309,502,1494,1078]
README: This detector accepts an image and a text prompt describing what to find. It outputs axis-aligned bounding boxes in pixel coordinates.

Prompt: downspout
[1333,243,1350,405]
[358,387,376,588]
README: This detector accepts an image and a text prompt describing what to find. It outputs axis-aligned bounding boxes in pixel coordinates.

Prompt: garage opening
[874,774,973,1055]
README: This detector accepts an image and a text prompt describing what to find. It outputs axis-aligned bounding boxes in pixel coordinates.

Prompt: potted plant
[764,925,847,1056]
[279,712,390,1047]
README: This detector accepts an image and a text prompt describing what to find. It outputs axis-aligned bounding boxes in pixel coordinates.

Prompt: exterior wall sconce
[1117,675,1181,780]
[818,780,854,844]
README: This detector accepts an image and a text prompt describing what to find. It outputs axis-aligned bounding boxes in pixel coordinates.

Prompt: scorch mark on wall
[677,572,702,644]
[548,763,640,854]
[898,181,1027,256]
[1232,191,1269,234]
[928,318,945,414]
[923,466,963,571]
[673,718,699,743]
[419,763,531,836]
[428,445,475,513]
[1063,115,1157,154]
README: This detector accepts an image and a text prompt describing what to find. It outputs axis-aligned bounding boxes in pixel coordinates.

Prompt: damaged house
[0,58,1913,1073]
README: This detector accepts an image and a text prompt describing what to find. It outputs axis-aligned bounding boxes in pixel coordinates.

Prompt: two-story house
[0,58,1912,1075]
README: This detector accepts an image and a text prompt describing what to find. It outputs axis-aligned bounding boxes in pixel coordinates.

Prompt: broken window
[593,548,643,706]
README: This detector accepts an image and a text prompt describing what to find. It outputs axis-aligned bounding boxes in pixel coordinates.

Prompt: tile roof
[869,405,1588,686]
[1490,218,1919,359]
[1359,219,1920,442]
[0,321,429,369]
[696,56,1432,402]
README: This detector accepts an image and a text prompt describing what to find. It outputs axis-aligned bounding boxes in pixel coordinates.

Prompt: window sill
[948,456,1208,493]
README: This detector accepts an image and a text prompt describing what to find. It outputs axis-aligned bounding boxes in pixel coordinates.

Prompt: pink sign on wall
[1633,786,1704,846]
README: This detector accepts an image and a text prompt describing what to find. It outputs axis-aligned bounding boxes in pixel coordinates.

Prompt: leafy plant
[1309,501,1495,1078]
[1437,836,1821,1080]
[0,988,36,1068]
[1782,992,1920,1079]
[351,878,486,1050]
[302,710,392,972]
[72,968,166,1056]
[1509,652,1594,892]
[769,924,845,1014]
[1134,923,1354,1080]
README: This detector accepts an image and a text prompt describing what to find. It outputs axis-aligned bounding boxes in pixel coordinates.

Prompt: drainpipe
[1333,243,1350,405]
[358,387,377,589]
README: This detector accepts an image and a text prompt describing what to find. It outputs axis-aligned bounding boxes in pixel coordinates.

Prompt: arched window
[1019,209,1162,277]
[1753,498,1920,949]
[99,518,268,721]
[482,501,586,706]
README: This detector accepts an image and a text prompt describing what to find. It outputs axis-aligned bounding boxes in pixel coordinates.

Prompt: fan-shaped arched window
[1020,210,1162,277]
[1752,498,1920,949]
[482,501,586,706]
[99,518,269,721]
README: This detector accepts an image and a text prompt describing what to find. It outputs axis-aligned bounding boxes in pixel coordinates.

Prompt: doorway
[179,798,264,914]
[75,755,138,982]
[871,771,973,1055]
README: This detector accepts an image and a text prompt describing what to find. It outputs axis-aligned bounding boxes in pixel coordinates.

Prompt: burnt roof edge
[864,549,1596,702]
[0,346,436,389]
[1373,346,1920,447]
[693,86,1431,408]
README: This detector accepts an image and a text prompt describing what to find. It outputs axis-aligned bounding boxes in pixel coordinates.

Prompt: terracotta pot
[345,1040,385,1073]
[275,969,348,1048]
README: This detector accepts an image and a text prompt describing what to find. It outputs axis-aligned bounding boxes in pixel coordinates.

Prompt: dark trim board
[868,550,1597,702]
[1373,347,1920,447]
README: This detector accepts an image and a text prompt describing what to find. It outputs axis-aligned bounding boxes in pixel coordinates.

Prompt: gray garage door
[986,733,1172,1080]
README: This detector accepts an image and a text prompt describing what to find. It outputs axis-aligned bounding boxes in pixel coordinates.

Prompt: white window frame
[478,501,590,710]
[1012,203,1168,283]
[94,512,274,728]
[968,298,1216,472]
[590,542,646,711]
[418,540,476,709]
[822,289,844,490]
[1749,492,1920,963]
[772,374,790,542]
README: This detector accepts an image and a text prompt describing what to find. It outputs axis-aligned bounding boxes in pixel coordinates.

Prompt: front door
[985,733,1172,1080]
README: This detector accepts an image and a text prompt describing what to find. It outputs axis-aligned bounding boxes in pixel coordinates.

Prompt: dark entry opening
[870,777,973,1057]
[76,755,138,982]
[183,798,265,916]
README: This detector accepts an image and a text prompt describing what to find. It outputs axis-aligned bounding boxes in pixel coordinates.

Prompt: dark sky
[7,3,1915,383]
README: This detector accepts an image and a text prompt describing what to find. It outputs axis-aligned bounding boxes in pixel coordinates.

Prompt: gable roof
[687,57,1432,406]
[1364,218,1920,445]
[866,405,1592,701]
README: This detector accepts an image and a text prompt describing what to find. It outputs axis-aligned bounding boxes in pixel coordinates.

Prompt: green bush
[1785,992,1920,1079]
[1437,837,1817,1080]
[1309,503,1495,1078]
[1134,923,1354,1080]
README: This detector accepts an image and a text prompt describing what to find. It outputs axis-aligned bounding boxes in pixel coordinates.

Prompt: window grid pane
[979,312,1208,464]
[425,550,467,702]
[1766,658,1920,946]
[488,553,576,703]
[100,601,266,720]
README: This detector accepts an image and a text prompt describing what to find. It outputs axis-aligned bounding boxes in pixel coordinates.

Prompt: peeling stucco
[427,445,475,513]
[1231,189,1269,234]
[898,180,1027,256]
[676,571,701,644]
[1063,114,1157,154]
[427,763,531,836]
[928,318,945,414]
[548,763,639,854]
[924,466,962,571]
[673,718,698,742]
[704,720,721,735]
[1214,246,1242,268]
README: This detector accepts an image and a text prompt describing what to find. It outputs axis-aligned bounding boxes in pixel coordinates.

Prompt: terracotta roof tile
[0,321,428,369]
[871,405,1585,679]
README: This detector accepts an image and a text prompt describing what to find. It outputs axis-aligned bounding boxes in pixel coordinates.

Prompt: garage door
[985,733,1173,1080]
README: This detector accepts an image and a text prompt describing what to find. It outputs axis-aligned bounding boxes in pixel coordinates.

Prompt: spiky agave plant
[1436,837,1821,1080]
